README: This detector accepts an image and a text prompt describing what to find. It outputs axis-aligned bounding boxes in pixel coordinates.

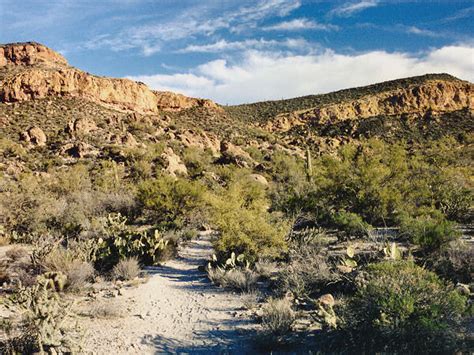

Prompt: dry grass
[42,247,95,292]
[261,298,295,335]
[0,235,10,246]
[5,246,28,262]
[85,301,124,319]
[112,257,141,281]
[208,267,258,293]
[254,260,278,279]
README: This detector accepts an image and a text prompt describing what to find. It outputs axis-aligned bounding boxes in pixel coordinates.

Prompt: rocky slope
[263,78,473,132]
[0,42,219,113]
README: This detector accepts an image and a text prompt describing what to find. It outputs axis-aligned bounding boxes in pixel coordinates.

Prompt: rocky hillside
[0,41,472,171]
[0,42,219,113]
[226,74,473,127]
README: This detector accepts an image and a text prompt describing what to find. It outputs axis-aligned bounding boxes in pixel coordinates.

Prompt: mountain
[0,42,472,171]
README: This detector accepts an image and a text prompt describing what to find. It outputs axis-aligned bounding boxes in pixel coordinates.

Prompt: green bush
[210,180,288,262]
[331,211,371,238]
[339,261,467,353]
[138,175,208,228]
[399,212,459,251]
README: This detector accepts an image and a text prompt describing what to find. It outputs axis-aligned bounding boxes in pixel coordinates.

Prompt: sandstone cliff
[265,79,473,132]
[0,42,219,113]
[0,42,68,67]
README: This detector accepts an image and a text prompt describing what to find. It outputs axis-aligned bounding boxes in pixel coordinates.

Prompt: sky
[0,0,473,104]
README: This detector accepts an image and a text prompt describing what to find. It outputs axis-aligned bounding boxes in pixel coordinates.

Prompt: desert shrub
[331,211,372,238]
[338,260,468,353]
[138,175,208,228]
[64,260,94,291]
[0,164,137,239]
[210,179,289,261]
[208,267,258,292]
[182,147,214,177]
[399,212,459,251]
[5,246,28,262]
[431,240,473,284]
[271,138,471,227]
[41,246,94,292]
[254,260,278,279]
[261,298,295,335]
[85,300,123,319]
[276,245,336,299]
[434,177,473,222]
[112,257,140,281]
[129,158,153,181]
[0,138,27,159]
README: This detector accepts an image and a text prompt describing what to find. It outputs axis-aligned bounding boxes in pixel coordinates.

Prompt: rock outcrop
[0,42,68,67]
[20,126,47,146]
[154,91,220,112]
[0,42,219,113]
[161,147,188,177]
[265,79,473,132]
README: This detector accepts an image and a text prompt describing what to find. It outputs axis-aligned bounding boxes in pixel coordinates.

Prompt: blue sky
[1,0,473,104]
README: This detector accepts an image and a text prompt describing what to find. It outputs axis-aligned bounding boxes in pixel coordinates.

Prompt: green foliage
[272,138,473,228]
[138,175,208,228]
[399,212,459,251]
[182,146,214,177]
[339,260,467,352]
[331,211,371,238]
[210,179,289,262]
[95,213,171,270]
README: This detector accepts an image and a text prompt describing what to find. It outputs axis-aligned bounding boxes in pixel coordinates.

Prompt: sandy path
[80,236,257,354]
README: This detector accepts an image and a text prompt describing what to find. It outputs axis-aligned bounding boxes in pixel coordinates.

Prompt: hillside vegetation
[0,43,472,354]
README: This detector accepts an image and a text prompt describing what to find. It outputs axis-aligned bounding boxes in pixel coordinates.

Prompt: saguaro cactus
[305,147,313,182]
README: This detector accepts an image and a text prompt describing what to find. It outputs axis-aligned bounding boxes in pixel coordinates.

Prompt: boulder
[61,142,98,158]
[161,148,188,177]
[248,174,269,187]
[72,117,97,135]
[122,132,138,147]
[219,141,255,167]
[318,294,335,307]
[21,126,46,146]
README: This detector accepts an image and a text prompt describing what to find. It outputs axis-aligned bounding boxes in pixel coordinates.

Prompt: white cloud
[329,0,379,17]
[127,45,474,105]
[263,18,338,31]
[83,0,301,55]
[406,26,439,38]
[179,38,310,53]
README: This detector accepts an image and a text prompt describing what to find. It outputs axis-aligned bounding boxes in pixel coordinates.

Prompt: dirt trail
[80,236,257,354]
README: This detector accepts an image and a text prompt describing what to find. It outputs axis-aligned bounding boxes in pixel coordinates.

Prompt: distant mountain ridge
[226,74,472,129]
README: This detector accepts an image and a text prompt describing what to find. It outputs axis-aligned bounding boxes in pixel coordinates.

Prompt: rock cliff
[0,42,68,67]
[0,42,219,113]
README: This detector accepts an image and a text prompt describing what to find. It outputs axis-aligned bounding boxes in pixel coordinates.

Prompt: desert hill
[0,41,472,173]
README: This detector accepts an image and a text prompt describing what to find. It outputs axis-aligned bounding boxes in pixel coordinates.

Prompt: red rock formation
[0,42,220,113]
